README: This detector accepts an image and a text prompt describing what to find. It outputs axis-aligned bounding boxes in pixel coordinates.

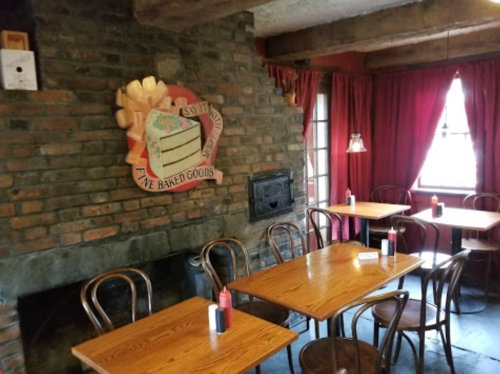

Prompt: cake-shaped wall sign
[116,76,223,192]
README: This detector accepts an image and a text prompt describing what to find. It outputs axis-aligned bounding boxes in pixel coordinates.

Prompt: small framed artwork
[1,30,29,51]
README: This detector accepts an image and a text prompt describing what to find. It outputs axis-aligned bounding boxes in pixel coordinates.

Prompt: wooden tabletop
[228,243,424,321]
[72,297,298,374]
[412,208,500,231]
[326,202,411,220]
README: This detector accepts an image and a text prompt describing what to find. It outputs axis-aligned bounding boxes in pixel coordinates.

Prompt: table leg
[360,218,369,247]
[449,227,486,314]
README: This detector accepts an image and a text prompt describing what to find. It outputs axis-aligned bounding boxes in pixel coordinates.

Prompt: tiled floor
[253,273,500,374]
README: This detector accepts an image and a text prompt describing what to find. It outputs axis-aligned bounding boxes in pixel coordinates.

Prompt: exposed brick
[0,104,42,116]
[122,200,140,211]
[83,225,119,241]
[50,219,93,235]
[10,213,55,229]
[221,106,244,115]
[229,185,246,193]
[24,227,47,240]
[0,323,20,344]
[29,91,75,102]
[148,207,166,217]
[60,233,82,246]
[141,216,170,229]
[111,188,146,201]
[188,189,215,199]
[58,208,82,221]
[34,118,78,131]
[41,169,86,183]
[140,195,173,207]
[2,353,25,371]
[5,158,49,172]
[121,221,140,233]
[114,209,148,223]
[227,165,251,175]
[40,143,82,156]
[16,237,58,254]
[0,204,15,218]
[12,146,38,158]
[47,195,89,210]
[172,212,186,222]
[74,130,124,142]
[0,340,23,359]
[187,209,202,219]
[82,203,121,217]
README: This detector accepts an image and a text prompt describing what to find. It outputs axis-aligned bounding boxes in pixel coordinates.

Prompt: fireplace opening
[18,251,210,374]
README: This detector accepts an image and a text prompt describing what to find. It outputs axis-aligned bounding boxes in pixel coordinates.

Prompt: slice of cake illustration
[145,109,202,179]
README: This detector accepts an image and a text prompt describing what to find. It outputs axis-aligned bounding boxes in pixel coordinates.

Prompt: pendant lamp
[346,100,367,153]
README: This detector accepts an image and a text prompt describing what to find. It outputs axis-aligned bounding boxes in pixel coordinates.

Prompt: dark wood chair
[372,250,470,374]
[306,207,364,249]
[299,290,409,374]
[80,267,153,336]
[200,238,294,374]
[370,185,412,245]
[461,192,500,301]
[390,215,451,289]
[267,222,308,263]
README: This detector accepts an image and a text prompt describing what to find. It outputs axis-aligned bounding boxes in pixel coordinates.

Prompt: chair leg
[373,321,380,348]
[339,314,345,337]
[485,252,492,302]
[441,321,456,374]
[314,319,320,338]
[393,332,403,364]
[256,365,261,374]
[398,275,405,289]
[286,344,295,374]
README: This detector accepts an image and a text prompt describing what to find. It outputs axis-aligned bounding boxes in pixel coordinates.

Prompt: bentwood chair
[372,250,470,374]
[370,185,412,246]
[390,215,451,289]
[461,192,500,301]
[200,238,294,374]
[80,268,153,336]
[306,207,364,249]
[300,290,409,374]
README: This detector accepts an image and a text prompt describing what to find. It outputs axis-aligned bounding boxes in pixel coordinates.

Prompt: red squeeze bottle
[387,227,397,254]
[431,194,439,218]
[346,188,351,204]
[219,286,233,328]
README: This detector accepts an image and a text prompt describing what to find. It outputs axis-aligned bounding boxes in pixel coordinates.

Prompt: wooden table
[72,297,298,374]
[327,202,411,246]
[228,243,424,322]
[412,207,500,313]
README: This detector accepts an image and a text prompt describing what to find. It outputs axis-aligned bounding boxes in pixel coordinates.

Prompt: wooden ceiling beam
[266,0,500,60]
[366,27,500,70]
[133,0,279,31]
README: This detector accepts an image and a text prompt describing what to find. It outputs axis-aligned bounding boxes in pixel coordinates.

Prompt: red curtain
[330,73,373,239]
[459,58,500,279]
[297,69,321,137]
[267,63,289,91]
[460,58,500,194]
[372,66,456,192]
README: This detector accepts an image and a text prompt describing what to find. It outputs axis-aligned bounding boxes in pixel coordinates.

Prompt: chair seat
[461,238,500,252]
[372,298,445,331]
[410,251,452,270]
[300,337,384,374]
[237,300,291,327]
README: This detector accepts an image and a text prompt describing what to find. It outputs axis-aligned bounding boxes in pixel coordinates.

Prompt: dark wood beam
[266,0,500,60]
[366,27,500,70]
[133,0,278,31]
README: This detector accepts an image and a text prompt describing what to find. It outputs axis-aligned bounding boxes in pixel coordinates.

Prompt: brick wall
[0,1,305,372]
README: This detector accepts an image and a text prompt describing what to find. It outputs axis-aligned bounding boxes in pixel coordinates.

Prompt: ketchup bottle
[431,195,439,218]
[387,227,397,254]
[346,188,351,204]
[219,286,233,328]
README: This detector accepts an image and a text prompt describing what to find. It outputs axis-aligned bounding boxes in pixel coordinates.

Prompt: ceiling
[251,0,423,38]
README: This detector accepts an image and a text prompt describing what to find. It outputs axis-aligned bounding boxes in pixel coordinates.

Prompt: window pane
[317,121,328,148]
[318,176,328,201]
[317,150,328,176]
[306,151,314,178]
[307,178,317,204]
[418,78,476,189]
[317,94,327,121]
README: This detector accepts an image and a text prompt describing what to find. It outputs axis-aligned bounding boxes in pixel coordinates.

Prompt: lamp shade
[346,130,367,153]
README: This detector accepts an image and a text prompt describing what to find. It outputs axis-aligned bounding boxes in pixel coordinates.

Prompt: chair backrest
[420,250,470,333]
[371,185,411,206]
[463,192,500,240]
[306,207,344,249]
[267,222,308,264]
[80,268,153,336]
[390,215,440,260]
[200,238,251,303]
[330,290,409,374]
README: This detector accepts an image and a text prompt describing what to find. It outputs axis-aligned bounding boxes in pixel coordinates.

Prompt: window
[417,78,476,190]
[305,93,330,244]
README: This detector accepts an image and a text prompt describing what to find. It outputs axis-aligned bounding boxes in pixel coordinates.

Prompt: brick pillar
[0,299,25,374]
